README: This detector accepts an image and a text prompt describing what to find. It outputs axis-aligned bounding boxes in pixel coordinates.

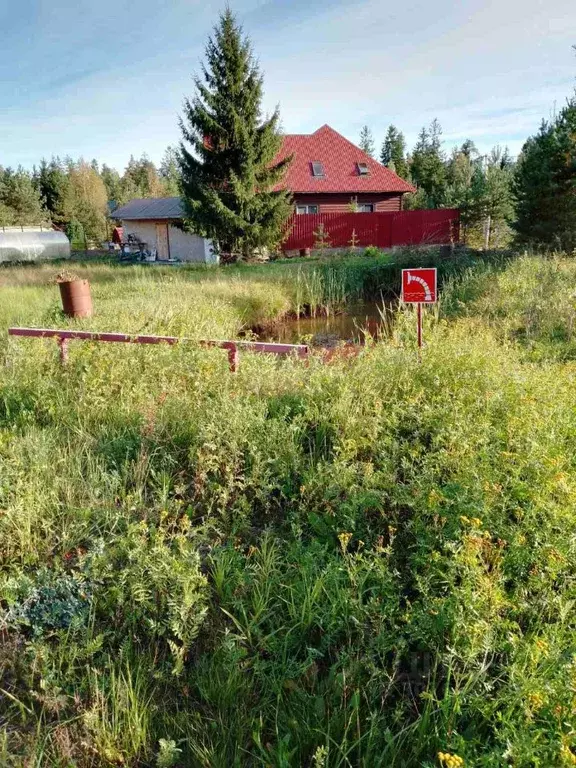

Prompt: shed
[110,198,215,263]
[0,228,71,263]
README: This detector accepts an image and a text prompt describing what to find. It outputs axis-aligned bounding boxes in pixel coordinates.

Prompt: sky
[1,0,574,172]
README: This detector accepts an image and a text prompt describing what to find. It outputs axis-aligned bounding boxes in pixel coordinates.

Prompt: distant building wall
[293,193,404,213]
[120,219,215,263]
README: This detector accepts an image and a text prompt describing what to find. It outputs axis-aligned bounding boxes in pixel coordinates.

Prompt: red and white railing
[7,327,309,372]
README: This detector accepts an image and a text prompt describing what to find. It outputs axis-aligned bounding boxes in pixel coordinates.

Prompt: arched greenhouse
[0,228,71,263]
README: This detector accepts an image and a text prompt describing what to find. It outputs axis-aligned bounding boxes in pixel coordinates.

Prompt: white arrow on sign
[407,271,432,301]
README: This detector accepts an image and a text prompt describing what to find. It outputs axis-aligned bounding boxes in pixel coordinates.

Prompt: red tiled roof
[274,124,415,194]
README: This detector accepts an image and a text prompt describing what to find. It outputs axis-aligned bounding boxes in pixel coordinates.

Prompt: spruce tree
[179,9,293,259]
[513,97,576,251]
[409,119,447,208]
[37,158,68,224]
[0,167,47,226]
[101,164,123,207]
[159,147,181,196]
[359,125,375,157]
[380,125,408,179]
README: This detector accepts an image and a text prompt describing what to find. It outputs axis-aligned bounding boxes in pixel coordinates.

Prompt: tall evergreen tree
[122,155,165,199]
[179,9,293,258]
[380,125,408,179]
[101,164,123,207]
[513,97,576,251]
[0,167,47,226]
[409,119,447,208]
[359,125,375,157]
[159,146,181,196]
[37,158,68,224]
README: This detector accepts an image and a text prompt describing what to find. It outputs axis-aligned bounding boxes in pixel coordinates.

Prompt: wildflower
[528,691,545,711]
[428,489,444,506]
[438,751,464,767]
[560,744,576,765]
[338,532,352,553]
[459,515,470,525]
[535,638,550,656]
[470,517,482,528]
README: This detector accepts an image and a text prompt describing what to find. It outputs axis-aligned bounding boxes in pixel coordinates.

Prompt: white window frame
[296,204,319,214]
[357,203,374,213]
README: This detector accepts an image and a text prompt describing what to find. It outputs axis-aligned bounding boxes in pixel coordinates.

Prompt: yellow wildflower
[535,638,550,656]
[528,691,545,711]
[561,744,576,765]
[438,751,464,767]
[338,532,352,553]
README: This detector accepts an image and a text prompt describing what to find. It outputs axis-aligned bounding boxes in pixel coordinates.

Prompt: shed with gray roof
[111,197,215,263]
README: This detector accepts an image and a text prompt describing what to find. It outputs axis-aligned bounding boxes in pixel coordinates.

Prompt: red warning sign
[402,268,437,303]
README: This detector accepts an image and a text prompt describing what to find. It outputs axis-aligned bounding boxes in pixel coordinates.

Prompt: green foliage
[513,96,576,251]
[446,144,515,247]
[358,125,375,157]
[409,119,447,208]
[363,245,383,258]
[122,154,166,201]
[159,146,181,197]
[179,9,293,258]
[60,160,109,243]
[2,251,576,765]
[380,125,408,179]
[100,163,123,208]
[65,218,86,247]
[36,157,69,225]
[0,166,48,226]
[84,520,208,673]
[3,568,90,636]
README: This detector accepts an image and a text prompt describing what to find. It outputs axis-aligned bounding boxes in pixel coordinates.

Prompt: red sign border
[401,267,438,304]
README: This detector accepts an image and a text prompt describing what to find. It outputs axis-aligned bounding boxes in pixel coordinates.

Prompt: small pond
[255,301,393,347]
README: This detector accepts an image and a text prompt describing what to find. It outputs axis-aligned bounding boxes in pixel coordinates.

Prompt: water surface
[256,301,391,347]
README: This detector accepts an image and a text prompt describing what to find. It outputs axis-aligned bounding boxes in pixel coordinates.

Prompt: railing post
[57,336,69,365]
[227,343,239,373]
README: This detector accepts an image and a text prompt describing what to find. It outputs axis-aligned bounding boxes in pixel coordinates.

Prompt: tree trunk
[484,215,491,250]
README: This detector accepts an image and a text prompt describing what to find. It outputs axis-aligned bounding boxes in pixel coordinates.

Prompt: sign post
[401,268,437,359]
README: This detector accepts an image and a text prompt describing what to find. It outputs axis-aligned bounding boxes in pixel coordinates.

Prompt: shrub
[83,520,208,674]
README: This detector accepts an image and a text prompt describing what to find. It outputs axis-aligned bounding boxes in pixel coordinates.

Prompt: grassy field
[1,250,576,767]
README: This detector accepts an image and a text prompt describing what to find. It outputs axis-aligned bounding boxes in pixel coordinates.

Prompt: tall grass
[1,250,576,766]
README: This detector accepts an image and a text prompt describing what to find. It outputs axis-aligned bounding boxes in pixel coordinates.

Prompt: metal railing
[7,327,309,373]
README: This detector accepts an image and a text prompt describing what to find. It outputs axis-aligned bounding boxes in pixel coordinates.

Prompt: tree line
[359,122,516,248]
[0,150,181,244]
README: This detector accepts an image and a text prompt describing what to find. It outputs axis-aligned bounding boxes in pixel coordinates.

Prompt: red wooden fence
[283,209,460,251]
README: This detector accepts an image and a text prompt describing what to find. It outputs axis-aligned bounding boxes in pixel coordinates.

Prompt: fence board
[283,209,459,251]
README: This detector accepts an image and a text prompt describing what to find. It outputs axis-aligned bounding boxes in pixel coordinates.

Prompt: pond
[255,301,392,347]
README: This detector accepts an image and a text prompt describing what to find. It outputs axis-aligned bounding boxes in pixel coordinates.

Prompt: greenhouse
[0,228,70,263]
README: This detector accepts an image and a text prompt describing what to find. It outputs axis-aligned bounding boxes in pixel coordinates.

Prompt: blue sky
[1,0,574,171]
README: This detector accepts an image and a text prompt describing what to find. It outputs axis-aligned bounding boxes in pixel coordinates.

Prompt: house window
[357,203,374,213]
[296,205,319,214]
[357,162,369,176]
[311,162,325,177]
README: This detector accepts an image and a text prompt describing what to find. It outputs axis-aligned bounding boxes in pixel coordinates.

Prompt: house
[274,124,415,213]
[110,198,215,263]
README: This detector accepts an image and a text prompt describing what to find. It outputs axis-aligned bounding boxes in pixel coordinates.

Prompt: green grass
[1,250,576,766]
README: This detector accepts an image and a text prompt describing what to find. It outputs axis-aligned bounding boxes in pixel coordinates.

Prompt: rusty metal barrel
[59,279,93,318]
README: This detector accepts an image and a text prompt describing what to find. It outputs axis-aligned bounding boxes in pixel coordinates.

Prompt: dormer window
[357,162,369,176]
[311,162,325,177]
